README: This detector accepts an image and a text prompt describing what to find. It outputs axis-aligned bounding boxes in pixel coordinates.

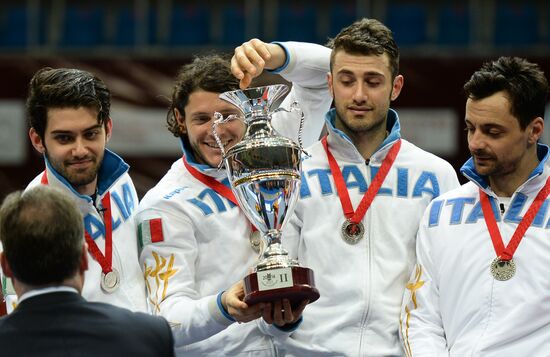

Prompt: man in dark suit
[0,186,174,356]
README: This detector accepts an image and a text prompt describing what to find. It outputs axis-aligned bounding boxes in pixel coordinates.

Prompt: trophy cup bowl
[214,84,319,308]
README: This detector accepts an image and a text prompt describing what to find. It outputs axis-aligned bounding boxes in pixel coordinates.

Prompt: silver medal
[100,268,120,293]
[341,219,365,244]
[490,257,516,281]
[249,231,262,253]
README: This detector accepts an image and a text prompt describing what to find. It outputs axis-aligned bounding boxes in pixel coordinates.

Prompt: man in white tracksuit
[401,57,550,356]
[2,68,146,313]
[278,19,459,356]
[136,41,332,356]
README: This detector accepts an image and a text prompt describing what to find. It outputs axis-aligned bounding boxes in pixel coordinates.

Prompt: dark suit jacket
[0,291,174,357]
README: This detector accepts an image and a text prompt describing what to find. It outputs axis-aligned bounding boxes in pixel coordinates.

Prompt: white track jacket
[279,109,460,356]
[400,144,550,356]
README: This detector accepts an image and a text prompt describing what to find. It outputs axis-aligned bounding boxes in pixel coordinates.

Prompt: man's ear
[390,74,404,101]
[175,109,187,135]
[327,72,334,99]
[0,252,14,279]
[105,118,113,143]
[80,243,89,273]
[527,117,544,145]
[29,128,46,154]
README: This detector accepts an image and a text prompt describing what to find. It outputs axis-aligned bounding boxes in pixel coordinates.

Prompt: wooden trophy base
[243,266,319,309]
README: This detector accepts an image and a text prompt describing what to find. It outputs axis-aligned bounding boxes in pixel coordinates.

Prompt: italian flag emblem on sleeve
[138,218,164,249]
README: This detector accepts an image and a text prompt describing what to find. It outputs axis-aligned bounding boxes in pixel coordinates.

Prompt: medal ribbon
[182,156,258,231]
[479,175,550,261]
[322,136,401,224]
[41,171,114,274]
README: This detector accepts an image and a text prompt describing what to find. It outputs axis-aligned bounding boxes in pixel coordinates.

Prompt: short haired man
[0,186,174,356]
[275,18,460,356]
[401,57,550,356]
[1,68,146,313]
[136,43,332,356]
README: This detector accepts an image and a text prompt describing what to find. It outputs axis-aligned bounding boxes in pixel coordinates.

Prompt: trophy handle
[273,101,310,158]
[212,112,246,169]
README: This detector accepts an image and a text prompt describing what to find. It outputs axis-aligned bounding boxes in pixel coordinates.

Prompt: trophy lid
[219,84,289,120]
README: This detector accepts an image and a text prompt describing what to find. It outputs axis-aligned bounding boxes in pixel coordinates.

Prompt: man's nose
[352,83,367,103]
[468,130,486,152]
[72,137,88,157]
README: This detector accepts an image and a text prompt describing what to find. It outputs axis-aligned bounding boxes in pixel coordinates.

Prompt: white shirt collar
[19,286,79,303]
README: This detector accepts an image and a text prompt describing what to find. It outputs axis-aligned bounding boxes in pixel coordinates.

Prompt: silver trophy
[213,84,319,307]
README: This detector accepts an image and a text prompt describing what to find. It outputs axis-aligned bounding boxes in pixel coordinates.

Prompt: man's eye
[194,116,212,123]
[55,135,72,143]
[84,130,99,140]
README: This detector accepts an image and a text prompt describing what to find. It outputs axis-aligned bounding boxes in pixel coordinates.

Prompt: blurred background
[2,0,550,200]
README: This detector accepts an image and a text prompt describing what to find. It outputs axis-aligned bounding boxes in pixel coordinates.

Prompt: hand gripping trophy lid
[213,84,319,308]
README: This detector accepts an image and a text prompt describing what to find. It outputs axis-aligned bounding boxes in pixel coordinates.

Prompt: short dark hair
[0,186,84,286]
[464,57,549,129]
[26,67,111,139]
[166,54,240,137]
[327,18,400,79]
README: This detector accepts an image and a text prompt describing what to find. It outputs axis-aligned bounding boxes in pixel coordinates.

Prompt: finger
[230,55,244,80]
[272,300,285,326]
[231,298,265,317]
[290,299,310,323]
[250,39,272,62]
[224,296,249,317]
[228,299,249,311]
[242,44,265,73]
[295,299,310,316]
[240,73,253,90]
[282,299,294,324]
[233,46,257,75]
[231,302,264,323]
[261,302,273,324]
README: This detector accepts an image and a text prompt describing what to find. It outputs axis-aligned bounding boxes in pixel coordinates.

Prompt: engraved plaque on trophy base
[243,266,320,308]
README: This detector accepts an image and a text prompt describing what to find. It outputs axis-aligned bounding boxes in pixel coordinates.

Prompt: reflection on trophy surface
[213,84,319,307]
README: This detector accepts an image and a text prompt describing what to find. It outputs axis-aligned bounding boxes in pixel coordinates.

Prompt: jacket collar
[44,149,129,202]
[323,108,402,162]
[460,143,550,193]
[180,138,233,183]
[14,291,84,312]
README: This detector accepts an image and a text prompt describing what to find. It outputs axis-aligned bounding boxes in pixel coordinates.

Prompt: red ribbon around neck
[41,171,113,274]
[479,176,550,261]
[321,136,401,225]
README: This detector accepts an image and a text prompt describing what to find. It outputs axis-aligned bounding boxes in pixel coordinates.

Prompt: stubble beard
[335,105,386,136]
[45,150,101,189]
